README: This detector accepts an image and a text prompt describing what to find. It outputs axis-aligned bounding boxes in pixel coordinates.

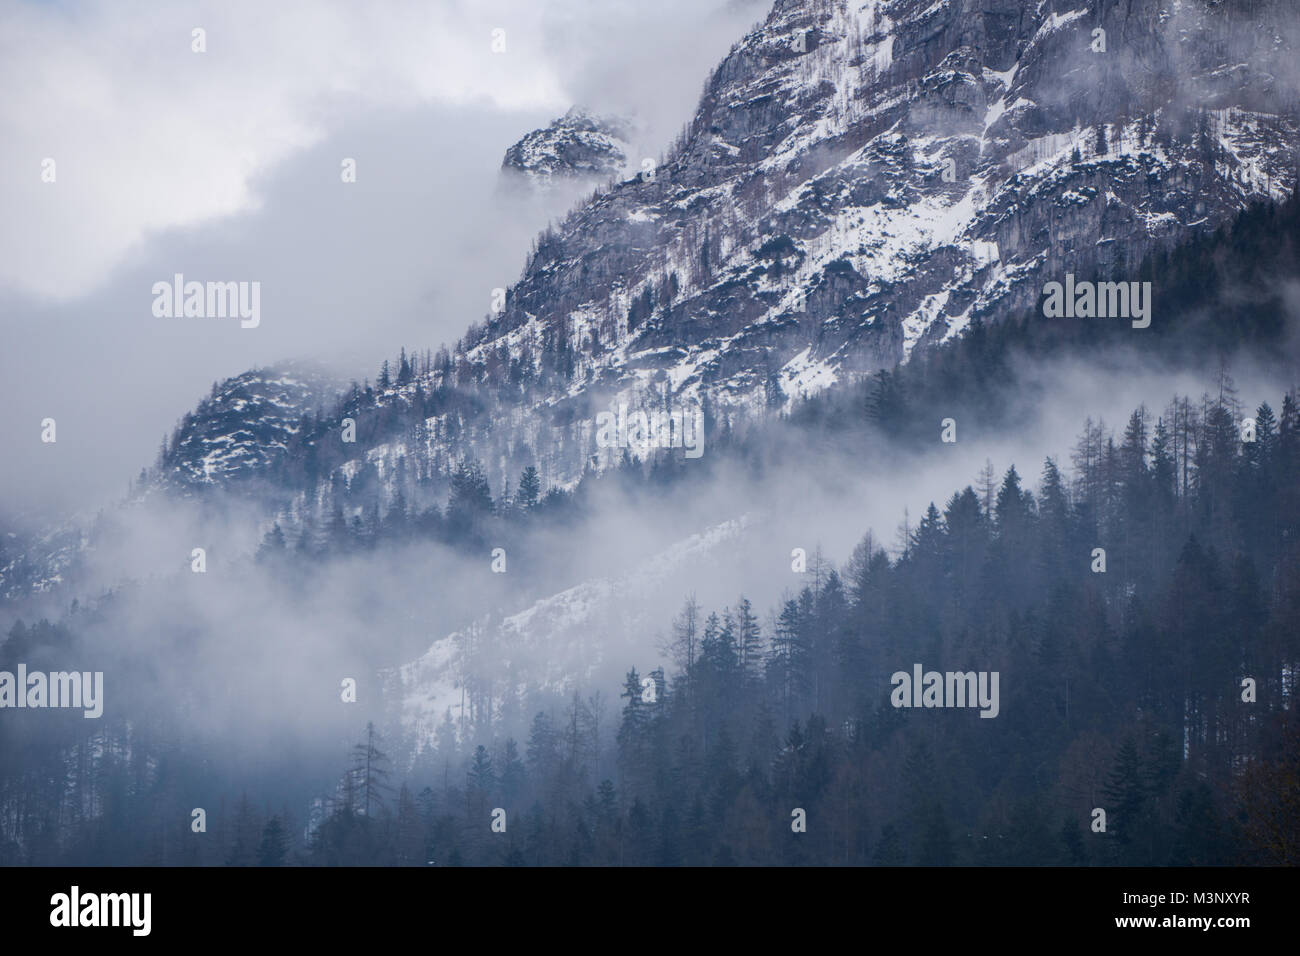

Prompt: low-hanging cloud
[0,0,766,523]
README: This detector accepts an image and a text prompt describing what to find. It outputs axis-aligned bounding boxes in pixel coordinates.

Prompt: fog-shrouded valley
[2,0,1299,874]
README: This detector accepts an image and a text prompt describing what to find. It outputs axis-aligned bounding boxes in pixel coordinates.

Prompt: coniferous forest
[4,199,1300,868]
[4,375,1297,866]
[7,1,1300,890]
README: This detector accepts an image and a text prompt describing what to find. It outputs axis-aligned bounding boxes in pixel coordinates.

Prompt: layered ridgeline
[5,0,1300,602]
[157,0,1296,507]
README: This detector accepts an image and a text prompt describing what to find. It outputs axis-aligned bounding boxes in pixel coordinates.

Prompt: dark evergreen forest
[238,381,1300,867]
[2,197,1299,867]
[3,376,1297,865]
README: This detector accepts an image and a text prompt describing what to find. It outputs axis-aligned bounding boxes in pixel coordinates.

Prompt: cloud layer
[0,0,767,520]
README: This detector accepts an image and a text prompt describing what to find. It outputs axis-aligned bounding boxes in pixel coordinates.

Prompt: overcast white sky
[0,0,768,523]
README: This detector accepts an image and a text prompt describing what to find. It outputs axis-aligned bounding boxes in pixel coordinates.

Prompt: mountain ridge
[7,0,1300,605]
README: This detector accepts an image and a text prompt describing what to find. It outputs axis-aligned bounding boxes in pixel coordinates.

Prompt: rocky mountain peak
[501,105,636,187]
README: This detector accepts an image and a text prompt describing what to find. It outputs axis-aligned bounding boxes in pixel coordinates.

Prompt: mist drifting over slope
[2,0,1299,874]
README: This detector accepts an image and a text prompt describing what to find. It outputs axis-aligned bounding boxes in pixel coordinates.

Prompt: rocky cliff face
[439,0,1298,496]
[487,0,1294,402]
[8,0,1300,602]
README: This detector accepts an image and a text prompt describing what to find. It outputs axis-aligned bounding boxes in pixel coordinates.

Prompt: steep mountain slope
[482,0,1295,410]
[184,0,1300,502]
[7,0,1300,605]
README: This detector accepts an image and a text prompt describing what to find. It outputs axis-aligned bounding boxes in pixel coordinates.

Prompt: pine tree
[668,594,700,673]
[1103,737,1147,852]
[350,722,393,818]
[525,711,558,784]
[256,816,288,866]
[873,824,906,865]
[1150,417,1176,504]
[447,459,494,538]
[769,599,808,723]
[735,596,763,681]
[468,745,495,797]
[256,523,286,562]
[499,738,526,804]
[516,466,541,510]
[225,795,261,866]
[994,465,1031,540]
[394,785,423,865]
[1071,417,1107,512]
[910,502,946,565]
[617,667,648,762]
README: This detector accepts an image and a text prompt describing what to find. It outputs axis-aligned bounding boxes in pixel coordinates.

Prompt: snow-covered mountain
[479,0,1295,419]
[8,0,1300,603]
[500,106,636,188]
[194,0,1300,504]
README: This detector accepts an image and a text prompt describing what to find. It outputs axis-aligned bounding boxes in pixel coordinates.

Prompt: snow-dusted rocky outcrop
[501,106,636,188]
